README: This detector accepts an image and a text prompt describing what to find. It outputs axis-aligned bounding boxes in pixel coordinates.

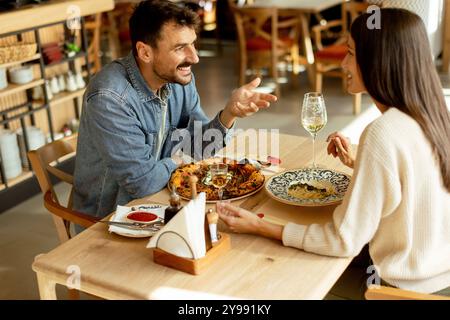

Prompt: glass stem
[218,188,223,201]
[312,133,317,168]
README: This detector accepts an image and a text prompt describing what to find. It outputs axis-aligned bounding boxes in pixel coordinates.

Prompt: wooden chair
[102,3,135,61]
[365,285,450,300]
[85,13,102,74]
[229,0,305,97]
[312,0,368,115]
[443,0,450,73]
[183,0,222,55]
[27,135,99,244]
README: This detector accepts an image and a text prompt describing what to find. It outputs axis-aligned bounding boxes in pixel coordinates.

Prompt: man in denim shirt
[73,0,277,221]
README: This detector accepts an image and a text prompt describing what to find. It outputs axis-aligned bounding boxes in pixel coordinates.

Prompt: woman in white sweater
[218,8,450,298]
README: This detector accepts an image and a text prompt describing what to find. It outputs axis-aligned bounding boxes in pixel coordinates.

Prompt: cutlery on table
[99,220,164,231]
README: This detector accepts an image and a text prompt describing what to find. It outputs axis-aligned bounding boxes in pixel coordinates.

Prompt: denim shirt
[73,52,233,219]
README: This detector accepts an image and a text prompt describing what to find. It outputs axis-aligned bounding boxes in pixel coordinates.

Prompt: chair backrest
[365,285,450,300]
[229,1,300,49]
[341,1,370,34]
[314,1,369,51]
[229,2,277,53]
[27,135,99,243]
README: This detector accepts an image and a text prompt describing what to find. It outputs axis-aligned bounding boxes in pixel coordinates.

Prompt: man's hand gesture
[220,78,277,128]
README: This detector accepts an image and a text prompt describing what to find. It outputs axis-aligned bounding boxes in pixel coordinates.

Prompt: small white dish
[109,203,167,238]
[8,65,33,84]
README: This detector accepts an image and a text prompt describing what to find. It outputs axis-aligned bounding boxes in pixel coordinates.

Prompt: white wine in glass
[301,92,327,168]
[210,163,230,201]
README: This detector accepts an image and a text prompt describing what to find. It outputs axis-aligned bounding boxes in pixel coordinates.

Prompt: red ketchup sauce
[127,211,158,222]
[267,156,281,165]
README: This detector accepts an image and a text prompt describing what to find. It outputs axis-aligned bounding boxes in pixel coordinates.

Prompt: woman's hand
[216,202,261,234]
[326,132,355,169]
[217,202,283,240]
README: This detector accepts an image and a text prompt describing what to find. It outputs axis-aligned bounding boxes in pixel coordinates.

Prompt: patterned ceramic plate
[265,168,351,207]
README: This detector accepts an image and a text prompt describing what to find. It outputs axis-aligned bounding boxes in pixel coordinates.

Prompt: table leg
[299,12,316,88]
[36,272,57,300]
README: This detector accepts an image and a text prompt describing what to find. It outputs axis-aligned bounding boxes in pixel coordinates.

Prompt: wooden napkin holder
[153,231,231,275]
[153,176,231,275]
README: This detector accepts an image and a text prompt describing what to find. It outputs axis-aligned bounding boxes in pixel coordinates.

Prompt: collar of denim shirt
[124,52,172,103]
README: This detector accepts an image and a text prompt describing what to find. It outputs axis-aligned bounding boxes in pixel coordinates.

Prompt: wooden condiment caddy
[152,176,231,275]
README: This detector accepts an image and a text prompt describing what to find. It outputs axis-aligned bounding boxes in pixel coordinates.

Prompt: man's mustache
[177,62,193,68]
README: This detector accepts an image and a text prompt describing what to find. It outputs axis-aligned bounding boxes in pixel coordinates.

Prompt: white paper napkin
[109,204,166,237]
[147,193,207,259]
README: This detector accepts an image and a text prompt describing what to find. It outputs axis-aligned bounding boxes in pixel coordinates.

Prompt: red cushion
[315,44,348,61]
[246,36,294,51]
[119,29,130,42]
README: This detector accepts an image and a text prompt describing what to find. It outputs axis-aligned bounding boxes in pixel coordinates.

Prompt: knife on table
[99,220,164,231]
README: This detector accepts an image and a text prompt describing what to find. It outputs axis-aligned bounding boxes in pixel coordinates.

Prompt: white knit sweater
[282,108,450,294]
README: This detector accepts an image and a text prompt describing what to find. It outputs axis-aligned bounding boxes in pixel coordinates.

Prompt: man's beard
[153,62,193,86]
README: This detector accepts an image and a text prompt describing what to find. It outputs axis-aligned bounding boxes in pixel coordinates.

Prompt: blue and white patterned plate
[265,168,351,207]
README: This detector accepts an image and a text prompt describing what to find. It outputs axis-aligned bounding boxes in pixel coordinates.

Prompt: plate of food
[265,168,351,206]
[168,158,265,203]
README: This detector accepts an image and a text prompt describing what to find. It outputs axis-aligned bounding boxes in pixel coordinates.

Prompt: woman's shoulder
[358,108,425,162]
[361,108,419,143]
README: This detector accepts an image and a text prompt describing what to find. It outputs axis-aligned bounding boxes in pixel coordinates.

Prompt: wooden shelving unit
[33,88,86,107]
[0,18,92,199]
[44,51,86,68]
[0,53,41,69]
[0,171,33,192]
[0,78,44,98]
[49,88,85,106]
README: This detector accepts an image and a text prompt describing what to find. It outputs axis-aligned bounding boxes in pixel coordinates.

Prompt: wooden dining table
[32,132,355,300]
[246,0,344,86]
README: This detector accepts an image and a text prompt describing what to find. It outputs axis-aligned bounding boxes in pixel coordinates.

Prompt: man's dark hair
[129,0,200,55]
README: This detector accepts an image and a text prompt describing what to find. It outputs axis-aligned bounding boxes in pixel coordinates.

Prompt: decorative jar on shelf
[16,126,46,168]
[0,67,7,90]
[0,129,22,180]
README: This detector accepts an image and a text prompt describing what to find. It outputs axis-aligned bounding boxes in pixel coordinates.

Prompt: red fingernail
[267,156,281,164]
[257,213,264,218]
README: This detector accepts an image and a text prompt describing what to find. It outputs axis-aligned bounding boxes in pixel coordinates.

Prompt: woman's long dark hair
[351,8,450,192]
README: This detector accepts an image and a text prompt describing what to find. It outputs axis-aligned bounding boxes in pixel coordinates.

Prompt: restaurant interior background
[0,0,449,299]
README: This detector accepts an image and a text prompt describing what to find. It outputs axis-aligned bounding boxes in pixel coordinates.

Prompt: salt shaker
[164,189,182,224]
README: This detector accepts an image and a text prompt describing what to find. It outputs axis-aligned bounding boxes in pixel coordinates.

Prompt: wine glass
[301,92,327,168]
[210,163,230,201]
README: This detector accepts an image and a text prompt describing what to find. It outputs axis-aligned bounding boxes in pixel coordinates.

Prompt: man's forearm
[219,108,236,129]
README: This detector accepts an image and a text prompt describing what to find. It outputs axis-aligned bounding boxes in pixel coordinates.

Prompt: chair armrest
[44,190,100,229]
[365,285,450,300]
[46,165,73,184]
